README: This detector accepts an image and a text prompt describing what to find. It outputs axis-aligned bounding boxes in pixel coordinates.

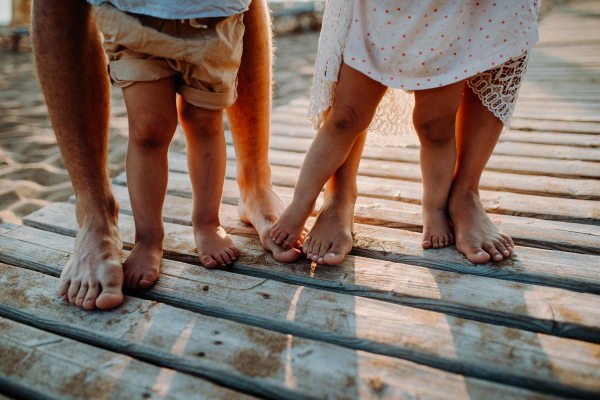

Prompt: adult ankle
[75,193,119,223]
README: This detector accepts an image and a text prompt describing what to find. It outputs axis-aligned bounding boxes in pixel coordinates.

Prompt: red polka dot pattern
[342,0,539,90]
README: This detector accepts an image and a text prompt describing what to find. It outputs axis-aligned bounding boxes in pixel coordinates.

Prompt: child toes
[421,233,433,249]
[225,248,237,263]
[483,242,503,262]
[200,255,218,269]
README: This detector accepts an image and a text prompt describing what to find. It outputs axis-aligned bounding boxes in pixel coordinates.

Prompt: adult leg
[302,130,367,265]
[225,0,302,262]
[31,0,123,310]
[178,99,239,269]
[412,82,464,249]
[449,85,514,264]
[121,77,178,289]
[270,63,388,249]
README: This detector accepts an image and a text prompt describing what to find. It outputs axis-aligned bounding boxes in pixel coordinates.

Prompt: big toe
[96,289,124,310]
[421,233,433,249]
[323,239,352,265]
[272,245,302,263]
[200,255,218,269]
[465,247,491,264]
[139,271,159,289]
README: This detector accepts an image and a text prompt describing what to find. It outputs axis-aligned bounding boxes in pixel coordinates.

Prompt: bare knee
[129,114,177,150]
[325,102,372,139]
[413,112,456,144]
[177,100,223,137]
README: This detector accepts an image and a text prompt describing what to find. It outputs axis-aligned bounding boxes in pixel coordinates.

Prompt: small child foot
[194,224,238,269]
[123,239,163,290]
[303,195,354,265]
[270,201,314,250]
[421,206,454,249]
[449,189,514,264]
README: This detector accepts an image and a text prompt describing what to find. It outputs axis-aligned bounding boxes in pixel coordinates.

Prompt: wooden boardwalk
[2,1,600,399]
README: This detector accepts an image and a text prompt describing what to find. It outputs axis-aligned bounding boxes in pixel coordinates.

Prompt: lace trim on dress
[466,51,531,132]
[306,0,354,131]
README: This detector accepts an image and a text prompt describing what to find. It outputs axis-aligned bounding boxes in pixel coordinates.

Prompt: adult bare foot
[59,204,124,310]
[194,224,239,269]
[448,188,514,264]
[303,194,354,265]
[123,238,162,290]
[238,185,305,262]
[421,206,454,249]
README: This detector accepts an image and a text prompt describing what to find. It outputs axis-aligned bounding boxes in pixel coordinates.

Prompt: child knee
[326,103,372,138]
[413,112,456,143]
[129,116,176,149]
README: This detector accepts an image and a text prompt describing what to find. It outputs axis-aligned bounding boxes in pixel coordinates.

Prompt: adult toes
[438,236,446,249]
[68,281,82,305]
[58,278,70,301]
[272,246,302,263]
[501,233,514,248]
[421,233,433,249]
[499,237,513,254]
[317,241,332,263]
[200,255,218,269]
[75,283,89,307]
[96,287,124,310]
[483,242,504,262]
[83,283,100,310]
[302,236,312,255]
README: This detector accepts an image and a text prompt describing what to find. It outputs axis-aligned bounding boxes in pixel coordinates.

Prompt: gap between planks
[16,202,600,343]
[0,317,257,400]
[0,233,598,399]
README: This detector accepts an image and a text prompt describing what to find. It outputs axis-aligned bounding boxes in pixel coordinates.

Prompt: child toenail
[318,257,324,262]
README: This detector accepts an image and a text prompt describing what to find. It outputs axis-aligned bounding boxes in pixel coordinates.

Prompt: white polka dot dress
[307,0,541,146]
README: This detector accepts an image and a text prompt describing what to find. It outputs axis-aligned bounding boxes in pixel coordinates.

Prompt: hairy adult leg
[412,82,464,249]
[449,84,514,264]
[270,63,388,249]
[179,99,239,269]
[121,77,178,289]
[31,0,123,310]
[225,0,303,262]
[302,130,367,265]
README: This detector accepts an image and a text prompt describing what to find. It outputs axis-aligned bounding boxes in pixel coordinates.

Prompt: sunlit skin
[271,63,514,265]
[32,0,301,310]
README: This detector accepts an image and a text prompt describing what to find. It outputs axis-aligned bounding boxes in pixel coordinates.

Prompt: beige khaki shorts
[92,3,244,110]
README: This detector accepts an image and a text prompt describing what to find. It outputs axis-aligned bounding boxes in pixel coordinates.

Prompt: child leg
[449,84,514,264]
[177,98,238,269]
[270,63,388,249]
[122,77,178,289]
[412,81,465,249]
[303,129,367,265]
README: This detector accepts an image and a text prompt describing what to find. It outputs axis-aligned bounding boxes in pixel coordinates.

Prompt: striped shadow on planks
[112,171,600,256]
[164,154,600,226]
[18,199,600,346]
[0,228,600,398]
[0,262,565,400]
[0,317,257,400]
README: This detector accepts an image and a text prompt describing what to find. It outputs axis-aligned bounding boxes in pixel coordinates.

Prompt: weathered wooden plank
[0,264,504,400]
[29,200,600,296]
[0,262,569,399]
[0,317,256,400]
[58,191,600,344]
[111,172,600,255]
[246,133,600,177]
[215,148,600,199]
[158,159,600,225]
[1,231,598,399]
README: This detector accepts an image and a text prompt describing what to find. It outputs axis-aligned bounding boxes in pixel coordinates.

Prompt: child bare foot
[123,238,162,290]
[421,206,454,249]
[270,200,315,250]
[303,194,354,265]
[449,188,514,264]
[195,224,239,269]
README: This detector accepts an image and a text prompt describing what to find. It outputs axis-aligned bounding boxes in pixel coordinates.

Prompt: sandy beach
[0,30,319,224]
[0,0,565,224]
